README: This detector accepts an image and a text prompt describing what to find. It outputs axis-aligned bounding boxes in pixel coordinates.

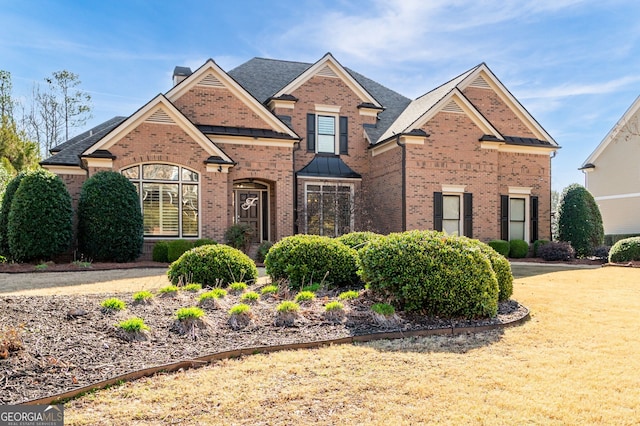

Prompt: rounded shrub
[609,237,640,262]
[509,239,529,258]
[0,172,25,257]
[78,171,143,262]
[461,237,513,302]
[488,240,510,257]
[265,235,358,289]
[538,241,575,261]
[193,238,217,248]
[168,244,258,286]
[167,239,194,263]
[8,170,73,262]
[152,241,169,263]
[336,231,383,251]
[533,240,550,258]
[358,230,499,318]
[558,184,604,257]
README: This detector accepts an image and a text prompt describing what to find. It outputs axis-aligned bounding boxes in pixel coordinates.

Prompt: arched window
[122,164,199,237]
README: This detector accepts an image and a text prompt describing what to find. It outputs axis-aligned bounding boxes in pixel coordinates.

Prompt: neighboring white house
[581,95,640,236]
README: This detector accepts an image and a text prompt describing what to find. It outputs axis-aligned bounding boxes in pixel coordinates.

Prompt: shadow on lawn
[511,263,599,279]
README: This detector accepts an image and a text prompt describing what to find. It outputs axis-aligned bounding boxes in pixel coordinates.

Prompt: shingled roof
[41,116,127,166]
[228,57,412,144]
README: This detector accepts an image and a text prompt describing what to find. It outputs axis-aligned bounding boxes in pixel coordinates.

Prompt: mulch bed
[0,260,168,274]
[0,284,527,405]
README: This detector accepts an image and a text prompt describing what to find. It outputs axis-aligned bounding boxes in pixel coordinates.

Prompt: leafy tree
[77,171,143,262]
[7,169,73,261]
[557,184,604,257]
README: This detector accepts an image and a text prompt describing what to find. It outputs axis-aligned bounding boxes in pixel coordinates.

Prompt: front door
[235,190,261,243]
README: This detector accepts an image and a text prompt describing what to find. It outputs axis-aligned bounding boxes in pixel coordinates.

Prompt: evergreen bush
[224,223,253,252]
[167,239,193,262]
[609,237,640,262]
[77,171,143,262]
[358,230,499,318]
[265,234,358,289]
[488,240,510,257]
[509,239,529,258]
[533,240,550,257]
[538,241,575,261]
[152,241,169,263]
[0,172,25,256]
[557,184,604,257]
[7,170,73,262]
[256,240,273,263]
[461,237,513,302]
[168,244,258,286]
[336,231,383,251]
[193,238,216,248]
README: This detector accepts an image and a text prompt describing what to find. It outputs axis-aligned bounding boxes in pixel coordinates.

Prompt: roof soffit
[166,59,298,139]
[82,94,233,163]
[459,65,557,145]
[274,53,382,107]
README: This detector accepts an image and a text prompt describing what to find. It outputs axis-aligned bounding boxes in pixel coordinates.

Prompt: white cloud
[519,75,640,100]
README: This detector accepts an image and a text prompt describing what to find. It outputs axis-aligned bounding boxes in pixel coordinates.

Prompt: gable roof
[229,57,411,143]
[166,59,298,139]
[41,116,127,167]
[83,94,233,164]
[582,94,640,168]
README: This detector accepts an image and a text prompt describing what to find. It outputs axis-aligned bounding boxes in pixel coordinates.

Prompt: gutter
[396,134,406,231]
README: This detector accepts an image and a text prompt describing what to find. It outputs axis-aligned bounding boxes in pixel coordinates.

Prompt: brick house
[41,53,558,258]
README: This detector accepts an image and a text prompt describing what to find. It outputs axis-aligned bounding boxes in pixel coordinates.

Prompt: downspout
[396,134,406,231]
[293,140,301,235]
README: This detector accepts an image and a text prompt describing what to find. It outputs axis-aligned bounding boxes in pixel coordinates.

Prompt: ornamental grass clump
[183,283,203,292]
[324,301,345,323]
[173,307,207,339]
[132,291,154,305]
[294,290,315,304]
[100,298,126,313]
[198,289,227,309]
[275,301,300,327]
[260,285,279,298]
[158,285,179,297]
[359,230,499,318]
[228,303,253,330]
[338,290,360,301]
[240,291,260,304]
[370,303,399,326]
[116,317,150,342]
[228,282,248,295]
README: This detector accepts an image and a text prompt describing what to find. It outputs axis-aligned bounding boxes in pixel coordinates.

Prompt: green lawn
[65,265,640,425]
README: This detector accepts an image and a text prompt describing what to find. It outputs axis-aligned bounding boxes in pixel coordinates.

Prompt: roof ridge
[413,63,482,101]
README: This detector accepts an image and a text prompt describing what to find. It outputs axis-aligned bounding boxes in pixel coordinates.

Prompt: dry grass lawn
[60,266,640,425]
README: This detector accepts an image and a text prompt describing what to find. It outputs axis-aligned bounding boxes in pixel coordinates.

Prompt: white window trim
[441,185,466,236]
[508,187,531,241]
[304,182,354,236]
[315,105,341,155]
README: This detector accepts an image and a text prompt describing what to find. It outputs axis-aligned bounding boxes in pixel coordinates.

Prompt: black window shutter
[434,192,443,231]
[306,113,316,152]
[339,116,348,155]
[530,195,539,242]
[463,192,473,238]
[500,195,509,240]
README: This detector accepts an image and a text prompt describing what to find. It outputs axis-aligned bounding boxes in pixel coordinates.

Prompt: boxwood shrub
[7,170,73,262]
[358,230,499,318]
[167,244,258,286]
[461,237,513,302]
[193,238,217,248]
[77,171,143,262]
[167,239,194,263]
[152,241,169,263]
[265,235,358,289]
[336,231,383,251]
[488,240,510,257]
[608,237,640,263]
[509,239,529,258]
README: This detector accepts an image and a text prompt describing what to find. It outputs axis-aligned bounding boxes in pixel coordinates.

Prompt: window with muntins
[122,164,199,237]
[305,183,353,237]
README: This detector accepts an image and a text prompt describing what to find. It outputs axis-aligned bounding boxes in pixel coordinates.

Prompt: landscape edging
[23,306,530,406]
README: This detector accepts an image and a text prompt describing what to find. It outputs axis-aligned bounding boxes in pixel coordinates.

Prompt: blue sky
[2,0,639,191]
